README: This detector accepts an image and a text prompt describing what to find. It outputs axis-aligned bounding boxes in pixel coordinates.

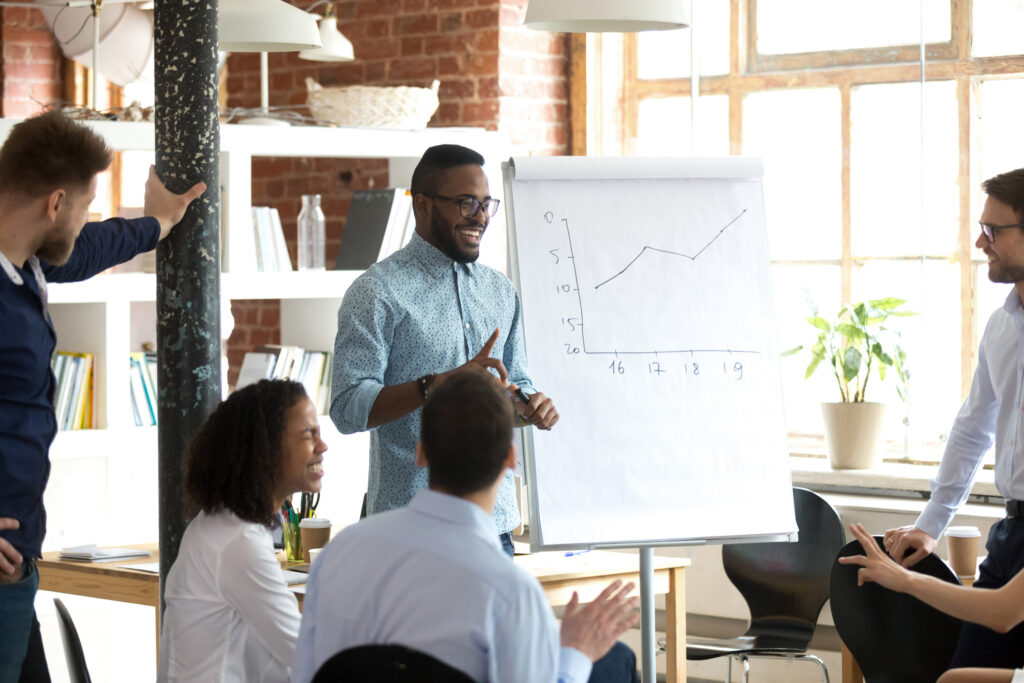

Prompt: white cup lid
[299,518,331,528]
[946,525,980,537]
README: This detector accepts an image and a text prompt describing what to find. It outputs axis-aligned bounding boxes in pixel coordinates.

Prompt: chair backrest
[722,487,846,648]
[311,644,475,683]
[53,598,92,683]
[830,536,962,683]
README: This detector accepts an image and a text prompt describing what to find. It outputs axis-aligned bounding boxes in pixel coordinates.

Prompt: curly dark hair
[184,379,308,525]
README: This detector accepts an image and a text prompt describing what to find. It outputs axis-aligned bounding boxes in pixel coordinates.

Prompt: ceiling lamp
[299,2,355,62]
[33,1,153,88]
[218,0,321,52]
[523,0,689,32]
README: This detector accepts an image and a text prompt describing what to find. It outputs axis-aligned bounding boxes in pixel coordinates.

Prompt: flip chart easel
[502,156,798,682]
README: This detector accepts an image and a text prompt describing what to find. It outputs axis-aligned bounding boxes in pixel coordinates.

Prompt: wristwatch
[417,373,436,401]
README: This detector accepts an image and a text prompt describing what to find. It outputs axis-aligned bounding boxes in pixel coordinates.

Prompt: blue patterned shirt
[330,232,532,534]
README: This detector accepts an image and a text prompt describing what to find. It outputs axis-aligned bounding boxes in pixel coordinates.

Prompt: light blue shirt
[916,289,1024,538]
[330,232,531,533]
[290,489,592,683]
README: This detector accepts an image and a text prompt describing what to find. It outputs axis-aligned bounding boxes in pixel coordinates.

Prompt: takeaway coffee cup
[946,525,981,579]
[299,518,331,563]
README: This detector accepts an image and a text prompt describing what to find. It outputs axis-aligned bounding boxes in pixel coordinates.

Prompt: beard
[988,261,1024,284]
[36,218,76,266]
[430,210,482,264]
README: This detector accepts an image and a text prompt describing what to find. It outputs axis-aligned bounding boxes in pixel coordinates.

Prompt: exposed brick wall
[497,1,568,156]
[226,300,283,388]
[1,7,63,117]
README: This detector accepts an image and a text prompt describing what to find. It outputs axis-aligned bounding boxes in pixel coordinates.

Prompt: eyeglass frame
[430,193,501,219]
[979,220,1024,243]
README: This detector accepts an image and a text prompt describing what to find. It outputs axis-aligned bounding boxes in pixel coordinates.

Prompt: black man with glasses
[330,144,559,556]
[885,167,1024,673]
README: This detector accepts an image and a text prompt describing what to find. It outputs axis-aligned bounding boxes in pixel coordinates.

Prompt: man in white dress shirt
[886,167,1024,670]
[292,367,639,683]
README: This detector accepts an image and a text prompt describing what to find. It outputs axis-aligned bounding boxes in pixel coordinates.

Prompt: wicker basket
[306,78,440,129]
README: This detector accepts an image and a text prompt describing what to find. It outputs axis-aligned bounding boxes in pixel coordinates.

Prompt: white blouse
[158,510,300,682]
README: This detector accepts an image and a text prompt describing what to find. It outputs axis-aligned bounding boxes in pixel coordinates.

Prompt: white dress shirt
[158,510,300,683]
[291,489,591,683]
[916,289,1024,539]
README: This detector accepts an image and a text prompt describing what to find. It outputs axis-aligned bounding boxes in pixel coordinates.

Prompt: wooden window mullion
[840,82,852,305]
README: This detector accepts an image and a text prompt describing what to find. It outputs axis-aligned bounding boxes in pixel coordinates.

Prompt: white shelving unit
[0,118,507,551]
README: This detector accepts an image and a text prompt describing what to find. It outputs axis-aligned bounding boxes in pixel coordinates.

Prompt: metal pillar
[154,0,221,617]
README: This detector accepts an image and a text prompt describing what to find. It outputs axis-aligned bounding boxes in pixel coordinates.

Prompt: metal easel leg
[640,547,656,683]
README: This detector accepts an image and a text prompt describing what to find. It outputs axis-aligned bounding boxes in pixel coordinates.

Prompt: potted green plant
[783,297,913,469]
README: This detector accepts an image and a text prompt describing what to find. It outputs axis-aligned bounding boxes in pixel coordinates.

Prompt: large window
[583,0,1024,462]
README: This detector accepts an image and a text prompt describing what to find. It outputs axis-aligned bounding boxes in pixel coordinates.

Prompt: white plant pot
[821,401,887,470]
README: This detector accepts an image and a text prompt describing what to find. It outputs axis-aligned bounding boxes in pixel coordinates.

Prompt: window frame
[574,0,1024,463]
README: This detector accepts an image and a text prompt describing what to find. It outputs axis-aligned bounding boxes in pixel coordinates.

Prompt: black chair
[311,644,474,683]
[53,598,92,683]
[686,487,844,683]
[830,536,962,683]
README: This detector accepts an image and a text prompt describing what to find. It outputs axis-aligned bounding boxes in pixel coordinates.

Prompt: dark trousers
[0,560,51,683]
[950,516,1024,669]
[497,533,640,683]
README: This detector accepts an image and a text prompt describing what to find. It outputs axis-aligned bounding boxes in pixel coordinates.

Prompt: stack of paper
[281,569,308,586]
[59,545,152,562]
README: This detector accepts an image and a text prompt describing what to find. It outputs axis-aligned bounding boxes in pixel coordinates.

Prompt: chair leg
[804,653,829,683]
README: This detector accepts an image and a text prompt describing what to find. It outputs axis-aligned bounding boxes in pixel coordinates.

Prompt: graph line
[593,209,748,290]
[561,215,760,357]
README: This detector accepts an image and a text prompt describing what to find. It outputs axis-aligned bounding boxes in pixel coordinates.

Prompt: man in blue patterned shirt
[331,144,559,554]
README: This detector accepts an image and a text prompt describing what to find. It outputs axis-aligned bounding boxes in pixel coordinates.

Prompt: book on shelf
[252,206,293,272]
[51,351,94,430]
[236,347,332,411]
[334,188,412,270]
[236,351,277,389]
[268,208,294,272]
[315,351,333,415]
[128,352,158,426]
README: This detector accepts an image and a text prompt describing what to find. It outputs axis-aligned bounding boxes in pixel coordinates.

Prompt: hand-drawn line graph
[560,212,762,357]
[594,209,748,290]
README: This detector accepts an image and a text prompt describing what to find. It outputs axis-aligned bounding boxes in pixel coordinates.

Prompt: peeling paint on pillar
[154,0,221,617]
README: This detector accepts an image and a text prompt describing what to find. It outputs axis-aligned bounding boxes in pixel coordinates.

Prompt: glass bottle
[297,194,326,271]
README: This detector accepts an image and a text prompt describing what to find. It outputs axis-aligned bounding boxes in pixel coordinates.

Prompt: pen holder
[283,519,303,562]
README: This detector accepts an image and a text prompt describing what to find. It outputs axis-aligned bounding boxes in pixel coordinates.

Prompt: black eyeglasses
[431,194,501,219]
[979,220,1024,243]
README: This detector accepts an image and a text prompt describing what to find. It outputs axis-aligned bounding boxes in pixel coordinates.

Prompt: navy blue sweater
[0,217,159,559]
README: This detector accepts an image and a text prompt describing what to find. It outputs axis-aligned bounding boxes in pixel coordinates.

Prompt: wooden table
[36,544,162,650]
[37,546,689,682]
[515,551,690,683]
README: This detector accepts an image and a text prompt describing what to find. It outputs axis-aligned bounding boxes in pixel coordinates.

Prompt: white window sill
[789,454,999,499]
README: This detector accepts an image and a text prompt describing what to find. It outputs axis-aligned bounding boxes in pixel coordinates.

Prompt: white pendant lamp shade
[298,11,355,62]
[523,0,689,32]
[33,1,154,86]
[219,0,322,52]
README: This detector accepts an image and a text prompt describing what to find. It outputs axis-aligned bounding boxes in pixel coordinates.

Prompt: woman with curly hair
[158,379,328,683]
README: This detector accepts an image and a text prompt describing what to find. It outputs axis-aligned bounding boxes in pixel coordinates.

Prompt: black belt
[1007,499,1024,517]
